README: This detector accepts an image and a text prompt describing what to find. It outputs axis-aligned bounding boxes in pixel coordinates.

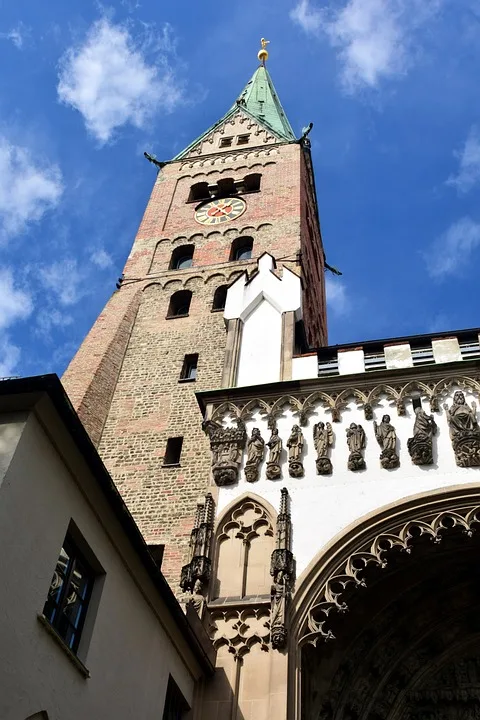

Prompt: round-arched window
[170,245,194,270]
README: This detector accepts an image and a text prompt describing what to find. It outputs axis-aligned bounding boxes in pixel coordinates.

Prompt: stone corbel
[204,419,247,486]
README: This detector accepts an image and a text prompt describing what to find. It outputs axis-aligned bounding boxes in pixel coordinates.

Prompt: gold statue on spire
[258,38,270,64]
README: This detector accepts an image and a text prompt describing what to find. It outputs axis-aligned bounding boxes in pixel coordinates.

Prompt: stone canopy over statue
[444,391,480,467]
[374,414,399,469]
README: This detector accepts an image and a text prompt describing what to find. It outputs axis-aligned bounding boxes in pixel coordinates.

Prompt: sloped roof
[174,64,296,160]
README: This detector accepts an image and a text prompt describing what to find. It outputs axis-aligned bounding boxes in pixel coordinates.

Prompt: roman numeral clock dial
[194,197,246,225]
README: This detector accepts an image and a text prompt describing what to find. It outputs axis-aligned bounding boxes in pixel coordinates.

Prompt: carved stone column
[270,488,294,649]
[180,493,215,604]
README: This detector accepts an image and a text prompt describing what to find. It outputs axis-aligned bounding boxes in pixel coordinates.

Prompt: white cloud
[0,336,21,377]
[291,0,441,92]
[57,18,182,144]
[0,23,30,50]
[446,126,480,194]
[0,268,33,378]
[427,216,480,278]
[39,258,85,306]
[325,276,350,315]
[0,136,63,240]
[0,268,32,330]
[36,308,74,337]
[90,248,113,268]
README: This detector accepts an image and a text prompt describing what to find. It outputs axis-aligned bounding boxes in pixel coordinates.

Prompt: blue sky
[1,0,480,378]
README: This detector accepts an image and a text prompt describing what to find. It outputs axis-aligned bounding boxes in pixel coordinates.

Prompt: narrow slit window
[212,285,228,311]
[164,437,183,466]
[180,354,198,381]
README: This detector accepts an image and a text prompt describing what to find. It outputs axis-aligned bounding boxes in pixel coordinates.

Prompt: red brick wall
[63,141,327,589]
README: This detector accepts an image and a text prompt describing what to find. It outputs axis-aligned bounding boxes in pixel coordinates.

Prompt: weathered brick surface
[63,138,327,590]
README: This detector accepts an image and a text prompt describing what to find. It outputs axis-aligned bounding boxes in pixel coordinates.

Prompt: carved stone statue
[346,422,366,471]
[244,428,265,482]
[187,579,205,617]
[313,421,333,475]
[204,420,246,486]
[407,407,437,465]
[270,570,289,649]
[266,428,282,480]
[287,424,304,477]
[444,391,480,467]
[374,414,399,469]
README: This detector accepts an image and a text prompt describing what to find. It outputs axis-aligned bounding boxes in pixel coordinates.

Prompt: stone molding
[203,373,480,429]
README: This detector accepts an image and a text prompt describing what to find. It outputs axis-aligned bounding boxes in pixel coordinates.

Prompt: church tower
[62,44,327,586]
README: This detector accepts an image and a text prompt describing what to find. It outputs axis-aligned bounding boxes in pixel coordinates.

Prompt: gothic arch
[288,482,480,720]
[211,494,276,601]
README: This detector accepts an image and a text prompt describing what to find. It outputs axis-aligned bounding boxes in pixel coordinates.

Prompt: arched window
[213,498,274,599]
[167,290,192,318]
[212,285,228,311]
[243,173,261,193]
[216,177,237,197]
[169,245,194,270]
[230,236,253,262]
[188,182,210,203]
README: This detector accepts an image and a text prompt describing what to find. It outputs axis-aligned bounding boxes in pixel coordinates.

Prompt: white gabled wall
[224,253,302,387]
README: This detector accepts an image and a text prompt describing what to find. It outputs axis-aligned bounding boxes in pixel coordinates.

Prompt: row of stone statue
[243,392,480,478]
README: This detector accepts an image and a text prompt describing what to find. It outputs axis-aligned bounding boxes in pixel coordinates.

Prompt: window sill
[166,313,189,320]
[211,308,225,313]
[37,614,90,678]
[162,462,181,468]
[178,377,196,384]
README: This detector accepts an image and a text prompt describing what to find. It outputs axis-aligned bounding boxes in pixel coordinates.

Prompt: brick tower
[62,52,327,587]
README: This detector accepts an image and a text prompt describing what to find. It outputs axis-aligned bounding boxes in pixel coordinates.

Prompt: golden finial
[258,38,270,65]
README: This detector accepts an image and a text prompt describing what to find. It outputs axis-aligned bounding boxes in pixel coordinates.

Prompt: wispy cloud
[0,23,30,50]
[291,0,442,93]
[446,126,480,194]
[90,247,113,269]
[0,135,63,241]
[325,276,350,315]
[426,216,480,278]
[57,18,182,144]
[39,258,85,306]
[0,268,33,377]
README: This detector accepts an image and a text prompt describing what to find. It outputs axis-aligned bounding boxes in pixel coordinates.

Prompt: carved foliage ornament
[301,504,480,645]
[204,419,246,486]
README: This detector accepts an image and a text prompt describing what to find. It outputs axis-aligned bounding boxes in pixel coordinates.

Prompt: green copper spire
[234,65,296,141]
[174,60,296,160]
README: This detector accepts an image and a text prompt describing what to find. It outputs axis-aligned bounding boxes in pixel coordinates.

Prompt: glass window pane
[236,247,252,260]
[63,589,84,628]
[71,561,90,600]
[176,256,193,269]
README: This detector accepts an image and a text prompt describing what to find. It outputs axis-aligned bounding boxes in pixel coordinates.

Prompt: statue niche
[444,391,480,467]
[204,419,247,486]
[373,414,399,469]
[407,407,437,465]
[313,421,333,475]
[346,422,366,471]
[244,428,265,482]
[287,424,304,478]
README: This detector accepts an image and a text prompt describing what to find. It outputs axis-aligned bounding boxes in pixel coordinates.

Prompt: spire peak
[258,38,270,65]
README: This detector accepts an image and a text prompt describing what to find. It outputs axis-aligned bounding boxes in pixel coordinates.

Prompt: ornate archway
[289,485,480,720]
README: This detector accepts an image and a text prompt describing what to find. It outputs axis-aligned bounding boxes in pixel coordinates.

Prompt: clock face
[195,197,246,225]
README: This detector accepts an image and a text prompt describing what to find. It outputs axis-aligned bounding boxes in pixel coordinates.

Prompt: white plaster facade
[0,385,211,720]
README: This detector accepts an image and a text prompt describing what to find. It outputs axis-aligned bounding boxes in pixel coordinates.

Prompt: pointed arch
[288,482,480,720]
[212,493,276,601]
